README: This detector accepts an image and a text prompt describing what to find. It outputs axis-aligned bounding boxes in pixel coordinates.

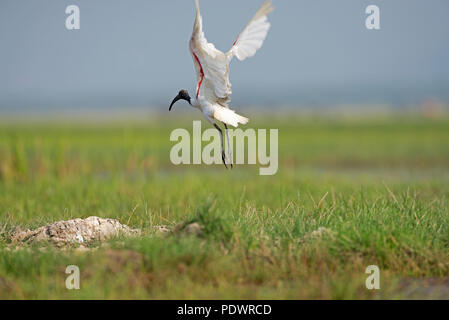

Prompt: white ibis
[169,0,274,169]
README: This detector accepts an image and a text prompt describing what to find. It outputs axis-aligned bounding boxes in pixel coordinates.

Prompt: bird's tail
[214,107,249,128]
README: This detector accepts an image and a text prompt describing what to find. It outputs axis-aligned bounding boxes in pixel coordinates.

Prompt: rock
[153,225,171,235]
[309,227,334,239]
[175,222,203,237]
[299,227,334,243]
[10,216,140,247]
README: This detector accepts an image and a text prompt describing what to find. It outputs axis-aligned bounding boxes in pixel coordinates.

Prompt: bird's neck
[191,98,201,110]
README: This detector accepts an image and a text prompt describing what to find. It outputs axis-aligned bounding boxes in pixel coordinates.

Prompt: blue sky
[1,0,449,110]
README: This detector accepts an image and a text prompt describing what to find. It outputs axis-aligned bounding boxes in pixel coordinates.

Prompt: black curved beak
[169,94,182,111]
[169,94,191,111]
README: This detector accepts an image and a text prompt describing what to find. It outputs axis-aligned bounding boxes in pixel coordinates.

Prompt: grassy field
[0,112,448,299]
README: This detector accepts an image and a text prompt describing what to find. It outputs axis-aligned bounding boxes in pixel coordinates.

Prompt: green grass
[0,112,448,299]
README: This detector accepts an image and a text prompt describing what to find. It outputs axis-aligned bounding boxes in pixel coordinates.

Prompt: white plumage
[170,0,274,168]
[229,0,274,61]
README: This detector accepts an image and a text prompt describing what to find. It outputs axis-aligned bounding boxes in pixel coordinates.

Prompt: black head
[169,89,192,111]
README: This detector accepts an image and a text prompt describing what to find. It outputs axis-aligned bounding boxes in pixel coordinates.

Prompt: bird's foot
[228,151,233,169]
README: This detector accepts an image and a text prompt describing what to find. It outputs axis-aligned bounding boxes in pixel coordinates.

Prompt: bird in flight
[169,0,274,169]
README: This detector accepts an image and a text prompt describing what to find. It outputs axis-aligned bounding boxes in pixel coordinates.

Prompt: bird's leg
[223,123,233,169]
[213,123,228,169]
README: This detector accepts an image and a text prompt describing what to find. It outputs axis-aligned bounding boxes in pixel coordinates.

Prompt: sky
[1,0,449,111]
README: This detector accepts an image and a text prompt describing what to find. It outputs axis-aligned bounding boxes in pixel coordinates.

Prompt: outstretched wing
[190,0,232,103]
[228,0,273,61]
[189,0,273,105]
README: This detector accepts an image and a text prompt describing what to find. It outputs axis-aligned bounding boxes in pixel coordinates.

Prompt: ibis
[169,0,274,168]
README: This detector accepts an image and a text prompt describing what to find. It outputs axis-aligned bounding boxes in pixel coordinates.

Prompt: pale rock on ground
[298,227,335,243]
[153,225,171,235]
[10,216,141,247]
[174,222,203,237]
